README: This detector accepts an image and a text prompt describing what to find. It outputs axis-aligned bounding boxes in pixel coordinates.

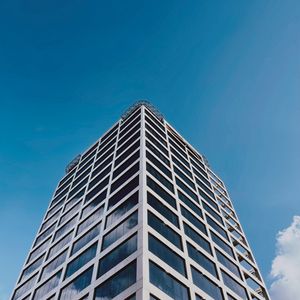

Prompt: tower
[11,101,270,300]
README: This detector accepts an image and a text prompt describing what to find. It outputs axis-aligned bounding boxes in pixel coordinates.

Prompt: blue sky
[0,1,299,298]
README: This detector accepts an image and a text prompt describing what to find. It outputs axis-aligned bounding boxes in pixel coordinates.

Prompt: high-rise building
[11,101,270,300]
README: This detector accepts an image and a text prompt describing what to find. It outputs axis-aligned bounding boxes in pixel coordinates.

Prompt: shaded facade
[11,102,270,300]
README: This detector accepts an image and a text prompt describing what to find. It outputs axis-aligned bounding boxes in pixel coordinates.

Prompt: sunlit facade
[11,101,270,300]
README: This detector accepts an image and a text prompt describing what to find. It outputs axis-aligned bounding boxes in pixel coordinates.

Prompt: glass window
[48,230,73,259]
[145,108,165,130]
[81,142,98,161]
[108,175,139,208]
[115,140,140,167]
[172,155,192,178]
[33,270,62,300]
[78,207,104,235]
[72,166,92,189]
[147,176,176,209]
[187,242,218,278]
[181,206,207,235]
[118,121,140,147]
[176,178,198,202]
[191,266,224,300]
[147,163,174,193]
[101,123,118,143]
[110,162,139,193]
[106,191,138,228]
[113,150,139,179]
[146,140,170,166]
[65,187,85,211]
[97,137,116,160]
[196,177,215,199]
[221,270,248,300]
[211,231,234,258]
[28,237,51,263]
[72,223,101,255]
[216,249,241,279]
[13,273,38,300]
[94,260,136,300]
[120,108,140,131]
[88,166,111,191]
[68,177,89,199]
[54,214,78,241]
[149,261,190,300]
[116,132,140,156]
[198,189,219,211]
[93,152,113,176]
[174,166,195,190]
[206,215,227,240]
[147,192,179,228]
[21,255,44,282]
[146,131,169,156]
[60,266,93,300]
[102,211,138,250]
[34,222,56,247]
[98,234,137,277]
[145,123,167,146]
[60,200,82,225]
[82,196,105,219]
[149,234,186,277]
[146,151,172,179]
[170,146,189,168]
[85,178,108,203]
[178,190,202,217]
[203,202,223,224]
[41,208,62,232]
[65,243,97,279]
[148,211,182,250]
[183,223,211,254]
[145,116,166,139]
[41,249,68,280]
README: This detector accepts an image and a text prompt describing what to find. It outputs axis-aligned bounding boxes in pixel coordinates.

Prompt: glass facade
[11,102,269,300]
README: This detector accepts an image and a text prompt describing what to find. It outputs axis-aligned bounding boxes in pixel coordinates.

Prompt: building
[11,101,270,300]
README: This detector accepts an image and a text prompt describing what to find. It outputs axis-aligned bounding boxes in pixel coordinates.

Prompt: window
[145,108,164,130]
[149,261,190,300]
[59,200,82,225]
[28,237,51,263]
[206,215,227,240]
[146,140,170,166]
[120,108,140,131]
[146,131,168,156]
[149,234,186,276]
[98,234,137,277]
[211,231,234,258]
[34,222,56,247]
[72,223,101,255]
[116,132,140,156]
[93,152,113,174]
[147,163,174,193]
[47,196,66,219]
[110,162,139,193]
[78,150,96,170]
[115,140,140,167]
[33,270,61,300]
[21,254,45,281]
[174,166,195,190]
[203,202,223,224]
[108,175,139,208]
[216,249,241,279]
[176,178,198,202]
[13,273,38,300]
[106,191,138,228]
[54,214,78,241]
[196,178,215,199]
[94,260,136,300]
[102,211,138,250]
[170,146,189,168]
[72,166,92,189]
[183,223,211,254]
[41,208,62,232]
[113,150,139,179]
[41,249,68,280]
[68,177,88,199]
[65,243,97,278]
[192,166,210,186]
[221,270,248,300]
[101,123,118,143]
[187,242,218,278]
[88,166,111,191]
[172,155,192,178]
[198,189,219,211]
[65,187,85,211]
[85,179,108,204]
[82,195,105,219]
[147,176,176,209]
[97,137,116,160]
[191,267,224,300]
[147,151,172,179]
[145,116,166,139]
[81,142,98,161]
[78,207,104,235]
[48,231,73,259]
[178,190,202,217]
[118,121,140,147]
[181,206,207,236]
[60,267,93,300]
[148,211,182,250]
[147,192,179,228]
[145,123,167,146]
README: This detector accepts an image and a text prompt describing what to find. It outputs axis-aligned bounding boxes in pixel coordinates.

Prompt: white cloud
[270,216,300,300]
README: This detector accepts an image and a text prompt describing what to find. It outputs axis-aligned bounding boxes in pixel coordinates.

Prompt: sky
[0,0,299,299]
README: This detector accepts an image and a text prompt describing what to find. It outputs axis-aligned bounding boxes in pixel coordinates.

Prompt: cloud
[270,216,300,300]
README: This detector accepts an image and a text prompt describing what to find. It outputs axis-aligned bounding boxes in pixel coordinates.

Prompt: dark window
[178,190,202,217]
[145,108,165,130]
[60,266,93,300]
[191,267,224,300]
[172,155,192,177]
[85,186,107,205]
[216,249,241,279]
[59,200,82,225]
[50,187,68,207]
[115,140,140,167]
[98,234,137,277]
[106,192,138,228]
[119,113,140,137]
[149,261,190,300]
[183,223,211,254]
[21,254,45,281]
[33,270,61,300]
[170,146,190,168]
[148,211,182,250]
[192,165,210,185]
[94,260,136,299]
[102,211,138,250]
[78,207,104,235]
[145,123,167,146]
[72,223,101,255]
[28,237,51,263]
[147,176,176,209]
[146,131,168,156]
[174,166,195,190]
[181,206,206,235]
[113,150,139,179]
[149,234,186,276]
[55,176,72,197]
[176,178,198,202]
[73,166,92,188]
[145,116,166,139]
[41,209,61,232]
[146,140,170,166]
[88,165,111,190]
[58,168,76,188]
[82,195,105,218]
[147,151,172,179]
[120,108,141,131]
[203,201,222,222]
[78,149,96,170]
[206,215,228,240]
[97,137,117,160]
[169,138,188,159]
[147,192,179,228]
[147,163,174,193]
[101,123,118,143]
[94,148,114,170]
[65,243,97,278]
[47,196,66,218]
[68,177,88,199]
[187,243,218,278]
[110,162,139,193]
[196,177,215,199]
[35,222,57,247]
[221,270,248,300]
[108,175,139,208]
[199,189,219,211]
[190,157,206,176]
[116,132,140,157]
[48,231,73,259]
[118,121,140,148]
[211,231,234,258]
[54,214,78,241]
[81,142,98,161]
[41,249,68,280]
[13,273,38,300]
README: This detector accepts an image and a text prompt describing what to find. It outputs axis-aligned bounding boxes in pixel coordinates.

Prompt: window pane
[221,270,248,300]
